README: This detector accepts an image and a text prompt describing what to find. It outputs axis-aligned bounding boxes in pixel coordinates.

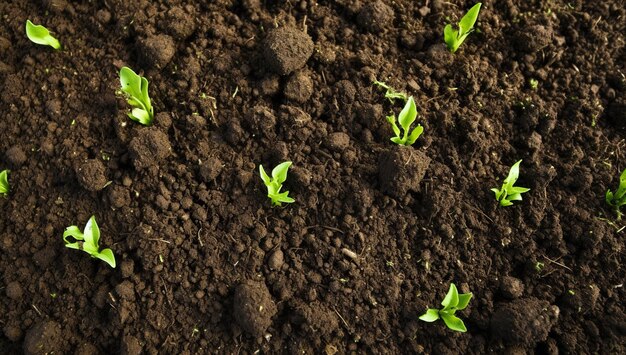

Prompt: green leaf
[459,3,482,36]
[120,67,143,99]
[444,24,457,52]
[500,199,513,207]
[441,314,467,332]
[63,226,84,244]
[272,161,292,184]
[504,160,522,185]
[0,170,9,195]
[274,191,295,204]
[441,283,459,309]
[63,242,81,250]
[390,137,403,145]
[606,189,614,205]
[25,20,61,50]
[456,293,472,310]
[83,216,100,248]
[259,165,271,185]
[130,108,151,125]
[97,249,116,268]
[419,309,440,322]
[386,115,401,137]
[398,97,417,134]
[508,186,530,194]
[406,125,424,145]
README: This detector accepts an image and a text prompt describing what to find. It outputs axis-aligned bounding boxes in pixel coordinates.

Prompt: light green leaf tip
[25,20,61,50]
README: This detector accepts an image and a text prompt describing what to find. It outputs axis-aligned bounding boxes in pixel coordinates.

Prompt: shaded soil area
[1,0,625,353]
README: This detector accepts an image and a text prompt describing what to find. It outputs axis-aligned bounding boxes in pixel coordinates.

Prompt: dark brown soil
[1,0,625,353]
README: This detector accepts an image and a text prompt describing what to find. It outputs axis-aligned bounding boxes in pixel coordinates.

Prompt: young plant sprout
[259,161,295,206]
[444,3,482,53]
[387,96,424,146]
[63,215,116,268]
[25,20,61,50]
[606,168,626,220]
[373,80,408,103]
[0,170,9,197]
[491,160,530,207]
[119,66,154,125]
[419,283,472,332]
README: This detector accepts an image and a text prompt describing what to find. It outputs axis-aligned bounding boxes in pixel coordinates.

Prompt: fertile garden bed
[1,0,625,353]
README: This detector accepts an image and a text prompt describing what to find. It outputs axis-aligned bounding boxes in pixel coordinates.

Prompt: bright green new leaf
[120,66,154,125]
[418,309,440,322]
[606,168,626,220]
[419,283,472,332]
[441,314,467,332]
[444,3,482,53]
[25,20,61,50]
[387,96,424,146]
[63,215,116,268]
[259,161,295,206]
[491,160,530,207]
[0,170,9,196]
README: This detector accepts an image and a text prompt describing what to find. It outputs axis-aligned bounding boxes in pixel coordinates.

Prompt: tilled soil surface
[1,0,625,353]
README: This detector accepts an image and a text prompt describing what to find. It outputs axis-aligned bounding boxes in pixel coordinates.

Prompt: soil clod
[233,280,278,337]
[262,27,314,75]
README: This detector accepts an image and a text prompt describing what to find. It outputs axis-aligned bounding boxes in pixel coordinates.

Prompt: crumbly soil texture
[1,0,625,353]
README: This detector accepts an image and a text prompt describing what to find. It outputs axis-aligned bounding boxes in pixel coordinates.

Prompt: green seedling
[373,80,408,103]
[419,283,472,332]
[119,66,154,125]
[444,3,482,53]
[606,168,626,220]
[491,160,530,207]
[0,170,9,197]
[63,215,116,268]
[259,161,295,206]
[25,20,61,50]
[387,96,424,146]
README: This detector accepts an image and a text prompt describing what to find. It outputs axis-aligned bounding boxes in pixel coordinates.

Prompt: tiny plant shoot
[0,170,9,197]
[444,3,482,53]
[419,283,472,332]
[387,96,424,146]
[373,80,408,103]
[259,161,295,206]
[25,20,61,50]
[491,160,530,206]
[606,168,626,220]
[119,66,154,125]
[63,216,116,268]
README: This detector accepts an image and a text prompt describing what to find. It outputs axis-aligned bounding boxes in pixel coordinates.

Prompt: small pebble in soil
[75,159,108,192]
[268,249,284,270]
[262,27,314,75]
[233,280,277,337]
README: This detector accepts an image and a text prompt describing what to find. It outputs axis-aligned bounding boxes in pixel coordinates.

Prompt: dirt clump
[357,1,394,32]
[284,70,313,103]
[5,145,26,167]
[378,147,431,198]
[75,159,107,192]
[137,34,176,69]
[128,129,172,170]
[262,27,314,75]
[23,321,62,355]
[162,6,196,40]
[233,280,278,337]
[490,298,559,345]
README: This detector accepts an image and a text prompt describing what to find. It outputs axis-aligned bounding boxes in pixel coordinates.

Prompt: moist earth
[0,0,625,353]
